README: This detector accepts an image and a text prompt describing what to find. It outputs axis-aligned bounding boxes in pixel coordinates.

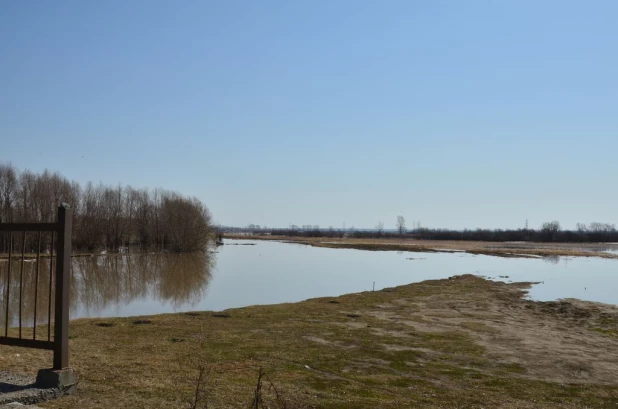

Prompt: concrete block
[35,368,78,394]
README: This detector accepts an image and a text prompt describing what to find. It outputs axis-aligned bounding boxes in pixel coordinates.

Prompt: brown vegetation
[1,275,617,408]
[0,163,213,252]
[225,234,618,260]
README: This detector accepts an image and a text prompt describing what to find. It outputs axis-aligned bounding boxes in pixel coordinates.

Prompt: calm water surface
[2,239,618,323]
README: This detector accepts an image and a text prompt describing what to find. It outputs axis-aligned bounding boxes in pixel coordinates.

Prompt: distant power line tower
[525,219,528,230]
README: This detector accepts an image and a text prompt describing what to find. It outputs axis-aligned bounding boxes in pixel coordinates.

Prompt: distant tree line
[230,220,618,243]
[0,163,213,252]
[412,222,618,243]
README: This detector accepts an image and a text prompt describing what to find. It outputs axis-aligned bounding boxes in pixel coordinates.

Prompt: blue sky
[1,1,616,230]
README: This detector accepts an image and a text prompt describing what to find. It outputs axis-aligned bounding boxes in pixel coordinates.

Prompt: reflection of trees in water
[0,252,215,327]
[542,255,561,265]
[72,252,215,315]
[0,258,55,329]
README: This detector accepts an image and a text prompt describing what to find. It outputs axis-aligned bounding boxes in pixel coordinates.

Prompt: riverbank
[2,275,617,408]
[225,234,618,260]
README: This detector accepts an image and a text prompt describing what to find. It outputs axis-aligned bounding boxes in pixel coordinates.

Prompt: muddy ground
[0,275,615,408]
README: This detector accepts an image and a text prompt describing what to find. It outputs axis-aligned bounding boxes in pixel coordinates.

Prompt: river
[1,239,617,324]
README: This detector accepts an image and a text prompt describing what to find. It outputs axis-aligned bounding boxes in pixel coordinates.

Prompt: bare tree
[0,164,17,224]
[589,222,615,233]
[0,162,214,253]
[160,193,212,252]
[541,220,560,242]
[375,221,384,237]
[75,182,106,250]
[133,188,151,248]
[102,185,126,250]
[396,216,406,235]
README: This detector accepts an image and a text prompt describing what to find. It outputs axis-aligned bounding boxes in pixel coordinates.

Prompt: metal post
[5,232,12,336]
[53,204,72,370]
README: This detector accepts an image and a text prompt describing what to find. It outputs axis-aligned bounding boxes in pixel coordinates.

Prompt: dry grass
[1,276,617,408]
[225,234,618,260]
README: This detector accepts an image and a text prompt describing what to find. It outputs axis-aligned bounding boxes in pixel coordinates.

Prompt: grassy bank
[225,234,618,260]
[2,276,618,408]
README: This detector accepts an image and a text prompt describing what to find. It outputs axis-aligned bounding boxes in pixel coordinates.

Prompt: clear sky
[1,1,616,230]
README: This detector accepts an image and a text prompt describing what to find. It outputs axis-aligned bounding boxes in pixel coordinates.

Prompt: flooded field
[1,239,617,324]
[486,241,618,255]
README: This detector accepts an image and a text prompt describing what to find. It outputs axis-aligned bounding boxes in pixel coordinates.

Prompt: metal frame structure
[0,205,72,370]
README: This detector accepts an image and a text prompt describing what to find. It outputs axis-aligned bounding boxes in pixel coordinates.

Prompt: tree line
[411,222,618,243]
[0,163,213,252]
[234,218,618,243]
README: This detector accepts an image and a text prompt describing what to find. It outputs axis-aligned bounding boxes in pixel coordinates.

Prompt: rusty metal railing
[0,205,72,370]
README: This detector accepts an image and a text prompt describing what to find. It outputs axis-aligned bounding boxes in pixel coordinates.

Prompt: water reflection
[0,258,55,330]
[0,251,215,327]
[541,255,561,264]
[3,240,618,324]
[72,252,214,317]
